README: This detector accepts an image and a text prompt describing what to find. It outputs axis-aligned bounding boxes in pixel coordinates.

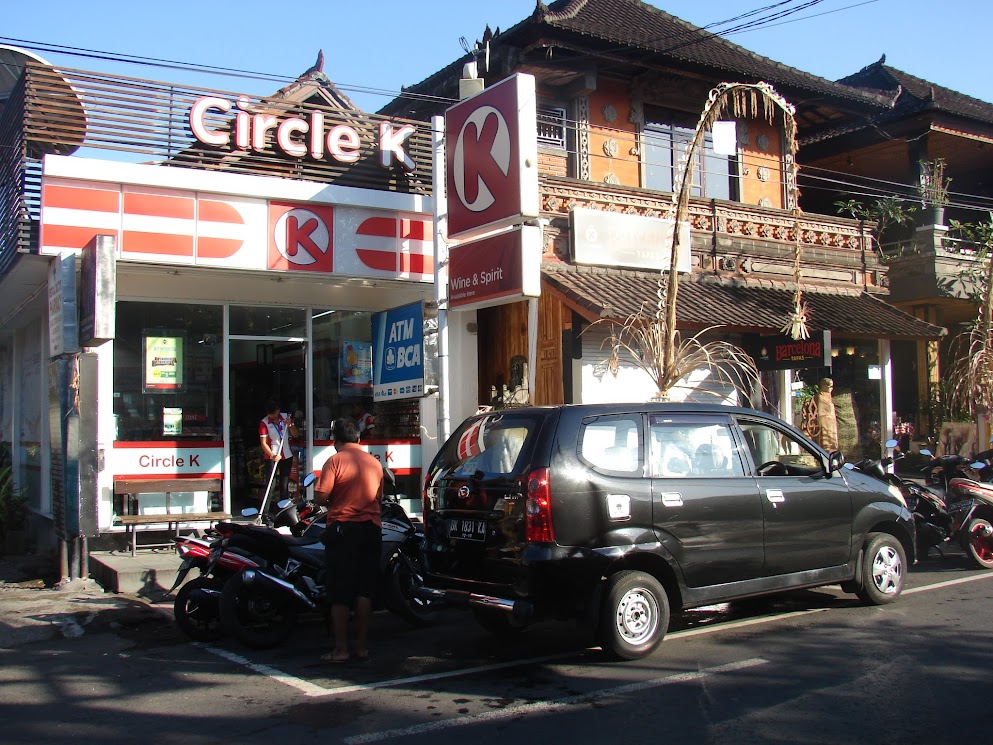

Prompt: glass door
[228,338,307,515]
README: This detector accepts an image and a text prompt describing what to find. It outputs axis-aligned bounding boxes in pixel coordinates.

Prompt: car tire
[599,570,669,660]
[962,517,993,569]
[855,532,906,605]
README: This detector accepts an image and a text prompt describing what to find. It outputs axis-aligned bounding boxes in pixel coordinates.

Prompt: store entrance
[228,339,307,515]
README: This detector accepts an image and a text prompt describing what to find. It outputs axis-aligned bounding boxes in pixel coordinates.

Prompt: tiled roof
[837,59,993,126]
[542,263,945,339]
[378,0,889,117]
[528,0,888,105]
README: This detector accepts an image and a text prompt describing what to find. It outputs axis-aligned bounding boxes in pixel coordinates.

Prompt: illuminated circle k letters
[273,208,330,266]
[453,105,511,213]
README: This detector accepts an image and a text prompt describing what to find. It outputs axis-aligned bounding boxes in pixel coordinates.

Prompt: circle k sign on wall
[268,201,334,272]
[445,74,539,241]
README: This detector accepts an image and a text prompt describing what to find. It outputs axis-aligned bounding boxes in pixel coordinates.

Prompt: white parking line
[199,572,993,699]
[902,571,993,594]
[343,658,769,744]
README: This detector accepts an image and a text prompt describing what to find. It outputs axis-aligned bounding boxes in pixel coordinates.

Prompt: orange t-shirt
[314,443,383,527]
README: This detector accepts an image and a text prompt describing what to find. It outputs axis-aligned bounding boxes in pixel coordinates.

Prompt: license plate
[448,518,487,542]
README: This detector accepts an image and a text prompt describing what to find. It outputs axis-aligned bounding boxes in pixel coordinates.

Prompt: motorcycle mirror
[241,507,259,517]
[919,449,933,457]
[276,499,292,509]
[301,472,316,488]
[884,439,898,448]
[843,463,855,470]
[971,462,986,470]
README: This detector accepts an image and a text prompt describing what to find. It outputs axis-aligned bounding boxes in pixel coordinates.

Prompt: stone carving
[603,138,619,158]
[602,103,617,123]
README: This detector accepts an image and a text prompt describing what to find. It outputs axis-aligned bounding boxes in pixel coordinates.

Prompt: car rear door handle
[766,489,785,504]
[660,492,683,507]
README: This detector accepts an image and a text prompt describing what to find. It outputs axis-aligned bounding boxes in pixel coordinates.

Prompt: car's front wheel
[599,570,669,660]
[855,532,906,605]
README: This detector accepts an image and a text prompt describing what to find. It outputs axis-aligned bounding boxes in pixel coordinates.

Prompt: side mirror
[971,462,986,470]
[276,499,292,510]
[241,507,259,517]
[919,449,933,457]
[884,439,898,449]
[827,451,846,473]
[301,472,316,488]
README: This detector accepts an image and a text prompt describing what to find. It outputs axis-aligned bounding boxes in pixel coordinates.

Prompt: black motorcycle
[219,468,434,649]
[169,473,320,641]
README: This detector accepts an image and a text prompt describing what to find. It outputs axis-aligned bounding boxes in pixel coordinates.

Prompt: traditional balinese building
[803,56,993,448]
[379,0,943,460]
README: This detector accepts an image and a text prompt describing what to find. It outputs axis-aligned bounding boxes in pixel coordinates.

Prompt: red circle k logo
[268,202,334,272]
[453,105,511,214]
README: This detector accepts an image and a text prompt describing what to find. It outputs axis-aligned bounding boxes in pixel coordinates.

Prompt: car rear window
[434,413,537,477]
[579,415,642,474]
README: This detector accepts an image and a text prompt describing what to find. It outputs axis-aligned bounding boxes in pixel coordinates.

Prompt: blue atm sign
[373,301,425,401]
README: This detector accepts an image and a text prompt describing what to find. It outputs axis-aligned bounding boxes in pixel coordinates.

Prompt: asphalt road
[2,552,991,745]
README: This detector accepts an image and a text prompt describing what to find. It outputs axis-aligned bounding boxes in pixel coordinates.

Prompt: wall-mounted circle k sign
[445,73,539,240]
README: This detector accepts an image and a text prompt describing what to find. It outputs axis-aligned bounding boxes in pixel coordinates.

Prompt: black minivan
[421,403,915,660]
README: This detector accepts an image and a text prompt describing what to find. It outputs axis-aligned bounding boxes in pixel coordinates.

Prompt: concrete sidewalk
[0,552,173,649]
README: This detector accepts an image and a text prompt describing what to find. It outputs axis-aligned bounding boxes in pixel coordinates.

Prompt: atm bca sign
[445,74,539,240]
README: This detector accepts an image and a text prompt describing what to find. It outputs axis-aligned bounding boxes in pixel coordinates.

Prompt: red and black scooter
[894,447,993,569]
[169,473,319,641]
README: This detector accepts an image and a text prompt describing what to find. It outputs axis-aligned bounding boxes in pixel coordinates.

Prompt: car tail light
[525,468,554,543]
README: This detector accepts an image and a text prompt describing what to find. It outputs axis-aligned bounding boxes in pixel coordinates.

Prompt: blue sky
[2,0,988,112]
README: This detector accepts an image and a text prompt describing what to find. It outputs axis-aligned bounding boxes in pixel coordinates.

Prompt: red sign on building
[448,226,541,311]
[445,74,539,240]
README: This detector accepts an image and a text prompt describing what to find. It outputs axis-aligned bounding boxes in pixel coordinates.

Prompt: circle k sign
[445,73,539,240]
[268,201,334,272]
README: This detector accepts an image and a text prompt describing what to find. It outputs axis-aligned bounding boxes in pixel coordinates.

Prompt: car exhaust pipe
[241,568,317,610]
[412,586,533,621]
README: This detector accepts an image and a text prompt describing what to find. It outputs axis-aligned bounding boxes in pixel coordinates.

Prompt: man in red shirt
[314,417,383,663]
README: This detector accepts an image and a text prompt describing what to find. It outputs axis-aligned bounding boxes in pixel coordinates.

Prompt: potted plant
[0,456,29,555]
[918,158,951,226]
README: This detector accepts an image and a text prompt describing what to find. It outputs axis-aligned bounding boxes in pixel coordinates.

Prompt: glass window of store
[644,108,738,201]
[792,341,882,463]
[312,309,376,441]
[113,302,223,442]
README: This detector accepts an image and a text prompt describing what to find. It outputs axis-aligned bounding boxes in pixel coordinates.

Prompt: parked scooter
[844,441,991,567]
[169,474,319,641]
[942,471,993,569]
[219,467,433,649]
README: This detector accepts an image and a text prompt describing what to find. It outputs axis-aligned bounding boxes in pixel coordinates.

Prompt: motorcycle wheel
[962,517,993,569]
[174,576,225,642]
[219,570,298,649]
[387,554,436,627]
[855,532,906,605]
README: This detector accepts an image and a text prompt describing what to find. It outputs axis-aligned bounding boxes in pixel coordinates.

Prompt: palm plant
[944,215,993,419]
[597,82,800,402]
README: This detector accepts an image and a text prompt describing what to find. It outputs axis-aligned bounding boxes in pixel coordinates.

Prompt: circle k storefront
[18,62,446,539]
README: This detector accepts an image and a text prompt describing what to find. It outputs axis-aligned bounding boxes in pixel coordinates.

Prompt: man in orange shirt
[314,417,383,663]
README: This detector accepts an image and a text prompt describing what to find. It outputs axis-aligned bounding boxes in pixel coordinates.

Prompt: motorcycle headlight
[887,483,907,508]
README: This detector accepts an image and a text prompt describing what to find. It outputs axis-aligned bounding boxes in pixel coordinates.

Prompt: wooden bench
[114,478,229,556]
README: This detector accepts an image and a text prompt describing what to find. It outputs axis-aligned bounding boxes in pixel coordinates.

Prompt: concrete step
[89,550,182,598]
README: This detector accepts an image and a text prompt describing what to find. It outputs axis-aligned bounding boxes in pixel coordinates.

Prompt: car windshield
[433,413,537,478]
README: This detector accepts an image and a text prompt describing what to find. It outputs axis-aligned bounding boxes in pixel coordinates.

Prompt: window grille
[537,105,567,150]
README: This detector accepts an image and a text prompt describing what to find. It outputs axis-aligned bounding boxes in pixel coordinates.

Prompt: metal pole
[59,539,69,583]
[432,114,452,443]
